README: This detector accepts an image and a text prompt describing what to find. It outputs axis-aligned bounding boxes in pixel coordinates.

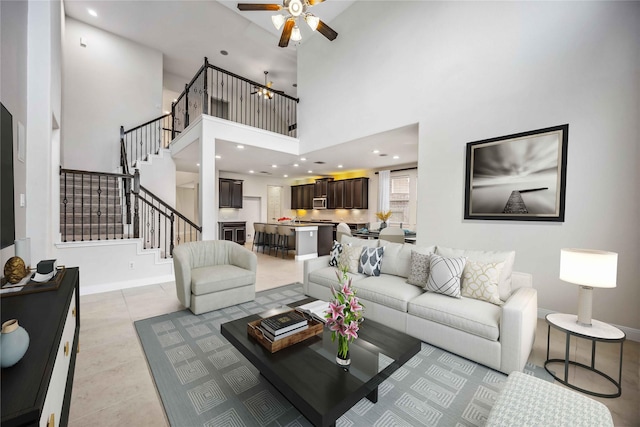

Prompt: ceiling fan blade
[307,0,325,5]
[237,3,282,11]
[279,19,295,48]
[316,20,338,41]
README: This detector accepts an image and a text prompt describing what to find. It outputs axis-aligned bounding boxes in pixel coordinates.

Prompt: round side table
[545,312,625,398]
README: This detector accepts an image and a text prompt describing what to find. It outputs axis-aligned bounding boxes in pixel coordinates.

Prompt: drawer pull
[64,341,70,357]
[72,307,76,317]
[47,413,55,427]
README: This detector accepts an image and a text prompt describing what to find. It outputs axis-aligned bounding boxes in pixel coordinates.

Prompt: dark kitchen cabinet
[219,221,246,245]
[314,178,332,198]
[329,180,345,209]
[291,186,300,209]
[352,177,369,209]
[219,178,243,208]
[290,184,314,209]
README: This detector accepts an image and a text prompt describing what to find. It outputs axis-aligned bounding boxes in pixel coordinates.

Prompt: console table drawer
[40,291,77,427]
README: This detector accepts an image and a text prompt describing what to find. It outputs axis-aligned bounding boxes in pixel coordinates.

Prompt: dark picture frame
[464,124,568,222]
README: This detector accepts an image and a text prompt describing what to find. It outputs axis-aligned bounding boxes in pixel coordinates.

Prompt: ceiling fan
[237,0,338,48]
[251,71,284,99]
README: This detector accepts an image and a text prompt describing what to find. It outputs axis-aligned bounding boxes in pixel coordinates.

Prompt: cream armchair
[173,240,257,314]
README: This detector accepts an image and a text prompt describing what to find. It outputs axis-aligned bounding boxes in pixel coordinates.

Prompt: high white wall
[298,2,640,330]
[0,0,28,266]
[63,18,163,172]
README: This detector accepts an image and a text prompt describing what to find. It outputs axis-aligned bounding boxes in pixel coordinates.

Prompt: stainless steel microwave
[312,198,327,209]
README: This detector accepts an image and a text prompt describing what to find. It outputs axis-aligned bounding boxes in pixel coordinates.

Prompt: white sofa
[304,237,538,374]
[173,240,257,315]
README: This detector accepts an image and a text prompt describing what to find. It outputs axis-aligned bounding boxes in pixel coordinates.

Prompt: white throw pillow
[436,246,515,301]
[461,260,504,305]
[358,246,385,276]
[340,244,362,274]
[426,254,466,298]
[381,243,436,278]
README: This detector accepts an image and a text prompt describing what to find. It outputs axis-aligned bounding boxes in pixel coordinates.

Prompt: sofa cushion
[407,251,431,287]
[354,275,425,312]
[191,265,255,295]
[329,240,343,267]
[359,246,385,276]
[308,266,366,289]
[380,243,436,278]
[436,246,515,301]
[461,260,504,305]
[408,292,501,341]
[426,254,466,298]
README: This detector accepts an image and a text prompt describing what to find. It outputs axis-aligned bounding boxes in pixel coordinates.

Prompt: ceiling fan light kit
[238,0,338,47]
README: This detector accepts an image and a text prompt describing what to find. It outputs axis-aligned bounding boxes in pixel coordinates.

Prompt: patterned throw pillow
[462,260,504,305]
[329,240,343,267]
[406,251,431,287]
[358,246,385,276]
[425,254,466,298]
[340,244,362,274]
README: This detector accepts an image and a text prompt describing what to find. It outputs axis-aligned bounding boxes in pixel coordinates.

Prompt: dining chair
[336,222,352,243]
[378,226,405,244]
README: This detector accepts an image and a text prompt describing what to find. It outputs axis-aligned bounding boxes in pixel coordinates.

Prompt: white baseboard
[538,308,639,342]
[79,274,175,296]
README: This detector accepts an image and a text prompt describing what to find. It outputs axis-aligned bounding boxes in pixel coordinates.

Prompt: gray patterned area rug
[134,283,552,427]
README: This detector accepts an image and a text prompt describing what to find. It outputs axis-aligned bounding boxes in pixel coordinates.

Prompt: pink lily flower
[349,297,363,312]
[328,318,344,332]
[344,321,359,340]
[341,282,354,297]
[328,301,345,321]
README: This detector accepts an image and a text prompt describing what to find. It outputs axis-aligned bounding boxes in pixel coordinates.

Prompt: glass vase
[336,335,351,367]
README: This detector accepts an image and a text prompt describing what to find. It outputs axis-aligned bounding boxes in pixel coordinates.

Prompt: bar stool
[276,225,295,259]
[263,224,279,256]
[252,223,265,252]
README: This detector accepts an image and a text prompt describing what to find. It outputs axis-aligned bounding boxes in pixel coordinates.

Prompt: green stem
[338,335,349,359]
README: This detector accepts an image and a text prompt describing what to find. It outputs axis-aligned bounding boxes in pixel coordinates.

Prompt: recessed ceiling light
[88,8,98,17]
[293,163,299,167]
[308,170,313,173]
[284,174,288,178]
[272,164,277,168]
[249,170,255,173]
[215,155,221,159]
[372,150,380,154]
[338,165,343,168]
[237,145,244,149]
[393,155,399,159]
[300,157,307,161]
[173,98,177,102]
[196,163,200,167]
[220,50,228,56]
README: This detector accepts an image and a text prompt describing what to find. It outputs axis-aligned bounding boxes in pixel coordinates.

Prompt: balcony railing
[172,57,299,138]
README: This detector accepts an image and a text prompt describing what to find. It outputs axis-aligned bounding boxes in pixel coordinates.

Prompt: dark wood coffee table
[221,297,421,427]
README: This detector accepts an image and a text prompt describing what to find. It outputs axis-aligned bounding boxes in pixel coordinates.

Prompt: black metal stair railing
[136,183,202,257]
[60,168,201,257]
[121,114,173,170]
[172,57,299,138]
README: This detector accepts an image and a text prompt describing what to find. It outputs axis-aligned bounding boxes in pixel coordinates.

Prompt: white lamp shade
[271,14,286,30]
[291,25,302,41]
[560,248,618,288]
[305,14,320,31]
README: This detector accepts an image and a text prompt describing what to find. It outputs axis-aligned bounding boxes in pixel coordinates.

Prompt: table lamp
[559,248,618,326]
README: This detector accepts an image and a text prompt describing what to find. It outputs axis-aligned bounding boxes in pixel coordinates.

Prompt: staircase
[59,170,131,242]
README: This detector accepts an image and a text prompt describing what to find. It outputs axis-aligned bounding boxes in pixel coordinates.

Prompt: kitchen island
[256,222,334,260]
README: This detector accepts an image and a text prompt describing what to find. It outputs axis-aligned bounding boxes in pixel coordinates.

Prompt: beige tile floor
[69,248,640,426]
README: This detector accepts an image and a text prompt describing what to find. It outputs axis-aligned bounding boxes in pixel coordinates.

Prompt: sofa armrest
[173,246,192,309]
[303,255,331,295]
[229,244,258,273]
[500,286,538,373]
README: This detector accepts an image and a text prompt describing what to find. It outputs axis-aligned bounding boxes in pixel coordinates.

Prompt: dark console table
[1,267,80,427]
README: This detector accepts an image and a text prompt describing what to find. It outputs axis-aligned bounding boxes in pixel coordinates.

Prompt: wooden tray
[0,267,66,298]
[248,313,324,353]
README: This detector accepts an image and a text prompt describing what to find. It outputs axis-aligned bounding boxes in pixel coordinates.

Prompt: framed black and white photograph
[464,124,568,222]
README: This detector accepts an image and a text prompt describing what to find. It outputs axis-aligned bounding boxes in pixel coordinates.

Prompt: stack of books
[260,311,308,342]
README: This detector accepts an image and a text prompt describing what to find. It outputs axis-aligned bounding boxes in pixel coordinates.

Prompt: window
[389,175,410,225]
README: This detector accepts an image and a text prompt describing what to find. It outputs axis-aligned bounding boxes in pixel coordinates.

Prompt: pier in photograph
[503,187,548,214]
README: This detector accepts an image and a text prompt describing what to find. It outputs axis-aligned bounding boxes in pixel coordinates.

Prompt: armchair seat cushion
[408,292,501,341]
[191,265,256,295]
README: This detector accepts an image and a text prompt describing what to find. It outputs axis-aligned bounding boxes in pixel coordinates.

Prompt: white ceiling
[64,0,418,180]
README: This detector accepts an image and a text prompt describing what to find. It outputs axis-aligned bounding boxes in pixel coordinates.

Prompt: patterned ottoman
[486,371,613,426]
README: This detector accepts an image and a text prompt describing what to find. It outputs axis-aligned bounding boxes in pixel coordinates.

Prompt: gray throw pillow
[358,246,385,276]
[329,240,343,267]
[406,251,431,286]
[425,254,466,298]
